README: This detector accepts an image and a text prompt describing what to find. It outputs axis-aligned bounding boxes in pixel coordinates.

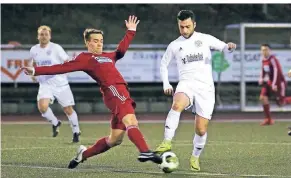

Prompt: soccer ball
[158,151,179,173]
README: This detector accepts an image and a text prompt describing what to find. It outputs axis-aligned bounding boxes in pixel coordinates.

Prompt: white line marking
[3,135,291,146]
[1,164,290,177]
[2,140,291,151]
[2,119,291,125]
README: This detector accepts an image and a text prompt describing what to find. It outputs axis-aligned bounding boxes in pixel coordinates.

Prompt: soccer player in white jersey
[155,10,236,171]
[30,25,81,142]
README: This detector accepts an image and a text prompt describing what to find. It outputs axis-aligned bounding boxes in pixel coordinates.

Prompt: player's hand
[163,84,174,96]
[125,15,140,31]
[21,67,35,76]
[272,85,278,92]
[288,69,291,78]
[258,79,263,85]
[31,76,37,82]
[227,42,236,51]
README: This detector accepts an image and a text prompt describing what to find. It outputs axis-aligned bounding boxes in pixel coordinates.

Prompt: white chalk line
[2,139,291,151]
[2,119,291,125]
[3,135,291,145]
[1,164,290,177]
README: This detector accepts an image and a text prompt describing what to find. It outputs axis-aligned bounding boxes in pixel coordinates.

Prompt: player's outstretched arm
[22,57,87,76]
[206,34,236,53]
[160,43,174,95]
[116,15,140,60]
[288,69,291,78]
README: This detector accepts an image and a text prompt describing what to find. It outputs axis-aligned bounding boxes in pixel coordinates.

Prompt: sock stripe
[126,125,138,131]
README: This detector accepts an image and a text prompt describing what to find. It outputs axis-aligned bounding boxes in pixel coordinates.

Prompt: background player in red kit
[22,15,162,168]
[259,44,291,126]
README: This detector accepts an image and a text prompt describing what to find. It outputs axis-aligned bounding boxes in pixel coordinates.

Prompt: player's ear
[193,21,196,28]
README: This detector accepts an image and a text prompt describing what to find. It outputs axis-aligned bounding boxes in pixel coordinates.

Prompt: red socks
[82,137,111,159]
[126,125,149,153]
[82,126,150,160]
[263,104,271,120]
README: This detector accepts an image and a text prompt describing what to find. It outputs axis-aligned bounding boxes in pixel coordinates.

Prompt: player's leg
[37,86,61,137]
[54,85,81,142]
[68,127,125,169]
[279,82,291,105]
[190,88,214,172]
[155,81,192,153]
[259,86,274,125]
[122,113,162,164]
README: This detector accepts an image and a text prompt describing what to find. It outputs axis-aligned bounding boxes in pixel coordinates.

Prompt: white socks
[164,109,181,141]
[41,107,59,126]
[67,110,80,133]
[192,133,207,157]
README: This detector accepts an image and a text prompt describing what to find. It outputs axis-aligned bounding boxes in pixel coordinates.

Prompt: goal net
[215,23,291,112]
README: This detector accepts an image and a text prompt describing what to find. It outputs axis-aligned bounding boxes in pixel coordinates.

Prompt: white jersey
[160,32,233,89]
[30,42,70,87]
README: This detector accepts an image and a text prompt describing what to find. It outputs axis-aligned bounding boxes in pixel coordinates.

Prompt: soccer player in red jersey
[22,15,162,168]
[259,44,291,126]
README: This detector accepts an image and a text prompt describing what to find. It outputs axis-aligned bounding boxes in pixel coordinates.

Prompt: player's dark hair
[83,28,104,42]
[261,43,271,48]
[177,10,196,21]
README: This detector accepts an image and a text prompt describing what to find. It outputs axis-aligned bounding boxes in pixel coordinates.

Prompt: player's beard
[39,39,49,47]
[182,30,194,39]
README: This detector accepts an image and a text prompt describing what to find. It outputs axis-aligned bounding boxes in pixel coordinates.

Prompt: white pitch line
[1,164,290,177]
[2,140,291,151]
[2,119,291,125]
[3,135,291,146]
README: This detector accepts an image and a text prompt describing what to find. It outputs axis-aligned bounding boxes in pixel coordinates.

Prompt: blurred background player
[30,25,81,142]
[259,44,291,126]
[155,10,236,171]
[288,69,291,136]
[23,16,162,169]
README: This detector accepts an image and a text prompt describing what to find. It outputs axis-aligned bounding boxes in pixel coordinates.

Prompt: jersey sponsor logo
[94,56,113,63]
[182,53,204,64]
[263,65,270,72]
[36,60,52,66]
[194,40,203,47]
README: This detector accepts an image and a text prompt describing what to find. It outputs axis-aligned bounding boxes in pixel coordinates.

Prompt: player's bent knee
[63,106,74,116]
[171,102,187,112]
[38,104,49,114]
[260,96,269,104]
[122,114,138,127]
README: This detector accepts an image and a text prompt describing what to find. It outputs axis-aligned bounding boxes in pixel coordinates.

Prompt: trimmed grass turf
[2,121,291,178]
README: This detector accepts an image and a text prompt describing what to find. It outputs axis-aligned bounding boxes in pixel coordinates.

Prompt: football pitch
[2,119,291,178]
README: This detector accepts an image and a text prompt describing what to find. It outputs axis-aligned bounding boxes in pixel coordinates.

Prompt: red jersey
[260,55,286,87]
[34,30,135,89]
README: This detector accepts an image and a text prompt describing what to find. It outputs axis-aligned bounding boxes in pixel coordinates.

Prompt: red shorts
[260,81,286,105]
[101,84,136,130]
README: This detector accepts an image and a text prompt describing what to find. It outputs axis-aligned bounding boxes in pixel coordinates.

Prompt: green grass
[2,121,291,178]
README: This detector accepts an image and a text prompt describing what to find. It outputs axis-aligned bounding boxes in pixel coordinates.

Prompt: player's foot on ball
[260,118,274,126]
[72,132,81,143]
[190,155,200,172]
[154,140,172,153]
[68,145,87,169]
[138,151,162,164]
[52,120,62,137]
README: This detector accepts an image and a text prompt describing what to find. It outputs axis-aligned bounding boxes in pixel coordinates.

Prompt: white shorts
[37,84,75,107]
[175,80,215,120]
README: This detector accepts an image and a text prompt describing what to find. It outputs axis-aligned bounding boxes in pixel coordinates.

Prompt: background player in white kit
[155,10,236,171]
[30,25,81,142]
